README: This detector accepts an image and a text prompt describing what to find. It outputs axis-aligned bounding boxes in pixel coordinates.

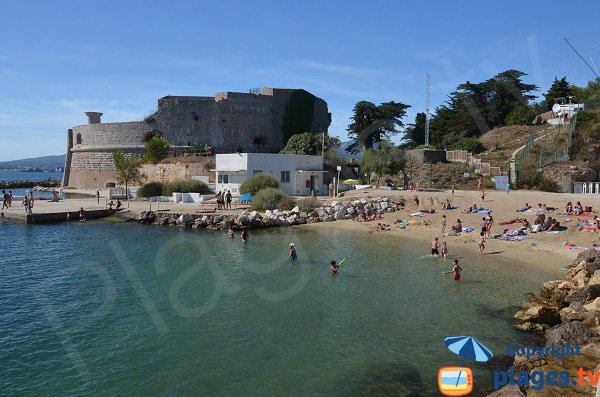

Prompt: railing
[446,150,502,177]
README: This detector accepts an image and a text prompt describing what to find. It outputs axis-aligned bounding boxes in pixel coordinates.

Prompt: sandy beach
[304,187,600,275]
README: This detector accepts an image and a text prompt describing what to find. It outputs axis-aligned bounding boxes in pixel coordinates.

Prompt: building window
[218,174,229,183]
[253,170,263,176]
[281,171,290,183]
[76,133,82,145]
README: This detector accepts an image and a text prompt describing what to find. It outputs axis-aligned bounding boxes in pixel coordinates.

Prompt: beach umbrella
[444,336,493,362]
[342,179,360,185]
[239,193,254,202]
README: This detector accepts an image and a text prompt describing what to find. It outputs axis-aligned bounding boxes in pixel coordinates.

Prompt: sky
[1,0,599,161]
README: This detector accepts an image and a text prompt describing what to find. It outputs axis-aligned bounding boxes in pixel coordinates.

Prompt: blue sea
[0,171,63,183]
[0,222,558,396]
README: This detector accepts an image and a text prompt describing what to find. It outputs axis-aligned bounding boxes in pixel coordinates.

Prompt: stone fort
[63,87,330,188]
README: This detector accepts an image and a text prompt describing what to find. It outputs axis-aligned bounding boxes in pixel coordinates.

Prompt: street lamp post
[336,166,341,197]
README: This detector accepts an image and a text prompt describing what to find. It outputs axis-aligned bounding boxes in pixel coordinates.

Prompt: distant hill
[336,141,363,161]
[0,155,66,171]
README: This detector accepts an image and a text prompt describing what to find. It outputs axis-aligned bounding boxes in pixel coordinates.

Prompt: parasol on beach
[444,336,493,362]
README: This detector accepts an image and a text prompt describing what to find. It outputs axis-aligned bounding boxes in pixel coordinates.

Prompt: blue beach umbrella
[444,336,493,362]
[239,193,253,202]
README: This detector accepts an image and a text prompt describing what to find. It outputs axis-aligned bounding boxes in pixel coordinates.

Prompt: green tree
[543,77,574,111]
[506,105,537,125]
[347,101,410,153]
[359,141,406,187]
[239,174,279,195]
[113,150,145,205]
[145,136,170,164]
[402,112,426,147]
[281,132,341,155]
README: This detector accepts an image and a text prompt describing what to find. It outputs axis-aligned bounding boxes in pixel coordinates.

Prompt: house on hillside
[214,153,328,196]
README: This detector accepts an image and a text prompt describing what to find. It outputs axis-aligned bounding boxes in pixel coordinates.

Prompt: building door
[310,175,318,195]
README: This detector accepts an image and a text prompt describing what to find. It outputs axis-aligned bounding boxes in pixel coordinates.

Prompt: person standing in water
[241,228,249,241]
[227,226,234,238]
[446,259,462,281]
[441,241,448,259]
[330,260,339,274]
[430,237,440,256]
[288,243,297,261]
[441,215,447,234]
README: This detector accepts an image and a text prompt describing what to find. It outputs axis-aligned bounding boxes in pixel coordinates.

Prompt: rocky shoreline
[489,250,600,396]
[135,197,404,230]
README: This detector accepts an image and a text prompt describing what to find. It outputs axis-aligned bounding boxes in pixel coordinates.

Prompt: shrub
[277,195,297,211]
[144,112,157,123]
[451,137,485,154]
[251,188,288,211]
[163,180,212,196]
[506,105,536,125]
[297,197,320,213]
[137,182,164,198]
[537,177,559,192]
[145,136,170,164]
[239,174,279,195]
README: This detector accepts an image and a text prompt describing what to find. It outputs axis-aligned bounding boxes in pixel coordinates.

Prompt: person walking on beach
[485,214,494,239]
[441,215,447,234]
[1,190,7,210]
[478,232,486,255]
[480,189,485,202]
[96,190,100,204]
[329,182,334,197]
[505,183,511,194]
[431,237,440,256]
[116,200,123,210]
[79,207,86,221]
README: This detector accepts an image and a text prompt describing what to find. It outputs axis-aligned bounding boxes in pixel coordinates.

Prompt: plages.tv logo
[438,336,494,396]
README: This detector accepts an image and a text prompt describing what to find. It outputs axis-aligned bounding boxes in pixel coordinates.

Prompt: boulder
[160,217,169,226]
[514,305,560,325]
[559,307,588,323]
[573,270,590,288]
[565,284,600,305]
[346,207,355,215]
[567,261,588,280]
[589,270,600,286]
[326,207,334,215]
[176,213,194,225]
[296,217,307,225]
[583,298,600,312]
[381,202,389,211]
[573,250,600,268]
[334,211,345,220]
[330,201,339,207]
[545,321,600,347]
[514,322,548,332]
[290,206,300,213]
[249,211,262,220]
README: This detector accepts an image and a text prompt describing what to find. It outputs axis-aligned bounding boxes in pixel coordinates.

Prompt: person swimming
[330,260,339,274]
[288,243,297,261]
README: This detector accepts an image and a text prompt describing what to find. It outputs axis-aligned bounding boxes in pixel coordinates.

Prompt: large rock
[583,297,600,312]
[290,206,300,213]
[514,305,560,325]
[589,270,600,286]
[380,201,389,210]
[565,284,600,305]
[546,321,600,347]
[249,211,262,220]
[346,207,355,215]
[176,213,193,225]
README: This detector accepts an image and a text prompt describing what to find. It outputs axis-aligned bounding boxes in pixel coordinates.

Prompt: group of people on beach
[216,191,232,210]
[2,190,13,209]
[565,201,590,215]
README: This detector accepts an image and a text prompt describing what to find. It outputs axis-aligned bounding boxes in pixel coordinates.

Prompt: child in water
[288,243,297,261]
[441,241,448,259]
[330,260,339,274]
[227,226,234,238]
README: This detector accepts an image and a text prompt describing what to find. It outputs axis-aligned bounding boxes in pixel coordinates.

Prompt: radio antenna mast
[425,74,431,148]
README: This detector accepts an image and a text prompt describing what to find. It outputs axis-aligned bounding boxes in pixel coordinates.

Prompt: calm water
[0,171,63,183]
[0,222,557,396]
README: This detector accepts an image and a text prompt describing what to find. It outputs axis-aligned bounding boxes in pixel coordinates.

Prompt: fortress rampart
[63,88,330,188]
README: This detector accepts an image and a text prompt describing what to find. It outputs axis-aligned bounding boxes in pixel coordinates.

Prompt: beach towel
[462,227,475,233]
[476,209,492,214]
[410,212,425,217]
[443,206,459,210]
[546,230,561,234]
[568,212,593,217]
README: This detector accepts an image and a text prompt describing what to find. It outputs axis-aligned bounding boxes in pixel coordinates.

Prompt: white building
[215,153,328,196]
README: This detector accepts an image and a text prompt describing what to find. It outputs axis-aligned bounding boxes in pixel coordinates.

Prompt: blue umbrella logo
[444,336,493,362]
